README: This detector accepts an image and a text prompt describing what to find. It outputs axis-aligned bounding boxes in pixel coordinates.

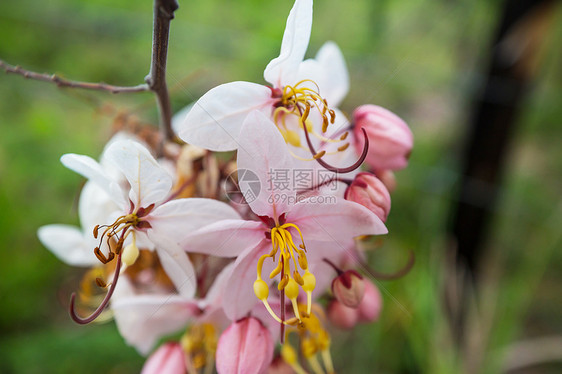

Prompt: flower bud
[358,280,383,323]
[331,270,365,308]
[353,104,413,171]
[374,169,397,193]
[141,343,186,374]
[216,317,274,374]
[345,172,391,222]
[327,299,359,329]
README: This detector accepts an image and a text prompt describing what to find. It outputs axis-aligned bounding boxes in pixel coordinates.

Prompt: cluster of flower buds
[38,0,413,373]
[328,270,383,330]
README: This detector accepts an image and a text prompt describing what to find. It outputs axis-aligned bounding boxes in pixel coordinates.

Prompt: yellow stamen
[307,354,325,374]
[281,344,308,374]
[181,323,217,374]
[321,349,335,374]
[255,222,315,326]
[272,79,352,152]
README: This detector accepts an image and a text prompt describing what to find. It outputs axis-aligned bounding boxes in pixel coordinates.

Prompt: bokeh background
[0,0,560,373]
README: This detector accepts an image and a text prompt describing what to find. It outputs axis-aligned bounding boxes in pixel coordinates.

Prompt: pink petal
[237,111,296,218]
[222,241,276,321]
[287,198,388,242]
[184,219,265,258]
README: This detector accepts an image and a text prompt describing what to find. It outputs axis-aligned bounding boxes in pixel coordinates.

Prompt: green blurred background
[0,0,561,373]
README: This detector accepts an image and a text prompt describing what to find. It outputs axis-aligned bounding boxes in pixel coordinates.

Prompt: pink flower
[216,317,274,374]
[344,172,391,222]
[352,104,413,171]
[184,111,387,323]
[141,343,186,374]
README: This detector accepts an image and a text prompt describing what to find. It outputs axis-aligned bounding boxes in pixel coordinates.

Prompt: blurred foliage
[0,0,560,373]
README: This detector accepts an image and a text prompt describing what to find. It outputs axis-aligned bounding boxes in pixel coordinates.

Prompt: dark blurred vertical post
[449,0,556,344]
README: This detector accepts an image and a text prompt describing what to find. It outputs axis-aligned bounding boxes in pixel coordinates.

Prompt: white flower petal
[151,238,197,298]
[171,103,193,135]
[78,181,120,233]
[112,280,198,355]
[264,0,313,87]
[148,198,242,248]
[37,225,97,267]
[237,111,296,217]
[104,140,173,209]
[177,82,273,151]
[60,153,115,199]
[313,41,349,107]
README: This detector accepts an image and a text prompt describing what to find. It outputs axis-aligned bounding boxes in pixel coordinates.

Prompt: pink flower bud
[327,299,359,329]
[374,169,397,193]
[141,343,186,374]
[345,172,391,222]
[216,317,274,374]
[358,280,383,323]
[331,270,365,308]
[353,104,413,171]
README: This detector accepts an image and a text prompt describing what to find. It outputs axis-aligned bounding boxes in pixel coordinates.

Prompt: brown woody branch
[0,59,149,94]
[1,0,180,142]
[145,0,179,142]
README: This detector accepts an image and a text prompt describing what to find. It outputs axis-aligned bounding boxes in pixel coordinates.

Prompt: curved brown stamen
[69,254,122,324]
[323,258,344,276]
[302,119,369,174]
[323,250,415,282]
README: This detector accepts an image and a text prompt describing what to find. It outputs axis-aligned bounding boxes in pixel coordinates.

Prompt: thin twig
[0,59,149,94]
[145,0,179,142]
